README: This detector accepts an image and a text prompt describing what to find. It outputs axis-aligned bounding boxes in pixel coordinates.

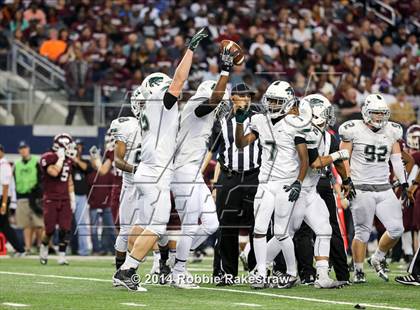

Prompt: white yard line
[120,303,147,307]
[233,302,262,307]
[2,303,30,307]
[35,281,54,285]
[0,271,415,310]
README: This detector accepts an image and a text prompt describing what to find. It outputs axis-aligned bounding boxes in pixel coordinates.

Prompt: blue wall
[0,126,107,155]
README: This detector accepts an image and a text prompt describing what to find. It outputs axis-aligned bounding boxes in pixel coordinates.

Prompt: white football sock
[173,258,187,276]
[266,237,282,263]
[176,235,193,262]
[121,254,141,270]
[316,259,329,279]
[354,262,364,272]
[242,242,251,257]
[253,237,267,277]
[373,248,386,261]
[279,236,297,277]
[153,250,160,263]
[402,231,413,256]
[59,251,65,257]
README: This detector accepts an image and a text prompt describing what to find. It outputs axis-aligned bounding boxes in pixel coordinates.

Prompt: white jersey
[174,95,214,171]
[137,89,179,177]
[302,125,325,188]
[110,116,142,186]
[339,120,402,185]
[249,113,309,183]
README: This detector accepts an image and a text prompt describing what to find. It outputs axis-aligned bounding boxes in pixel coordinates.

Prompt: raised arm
[168,28,208,99]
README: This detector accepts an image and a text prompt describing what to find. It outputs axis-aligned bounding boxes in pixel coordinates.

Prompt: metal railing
[366,0,397,26]
[11,39,66,89]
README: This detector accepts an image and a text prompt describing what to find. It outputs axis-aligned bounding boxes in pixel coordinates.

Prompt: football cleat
[39,244,48,265]
[158,260,172,285]
[171,272,199,289]
[368,256,389,282]
[270,271,297,289]
[249,274,267,289]
[239,251,249,271]
[395,274,420,286]
[314,276,345,289]
[353,270,367,284]
[57,256,69,266]
[301,275,315,285]
[191,250,204,263]
[112,268,147,292]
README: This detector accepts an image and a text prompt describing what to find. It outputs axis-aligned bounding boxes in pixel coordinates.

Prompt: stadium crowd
[0,0,419,125]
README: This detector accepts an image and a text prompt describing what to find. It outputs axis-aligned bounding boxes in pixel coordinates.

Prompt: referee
[209,83,262,284]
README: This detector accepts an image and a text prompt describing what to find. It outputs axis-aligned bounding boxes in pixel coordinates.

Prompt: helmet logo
[148,77,163,87]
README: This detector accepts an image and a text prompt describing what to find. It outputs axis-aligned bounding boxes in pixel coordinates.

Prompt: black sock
[115,252,127,270]
[159,244,169,264]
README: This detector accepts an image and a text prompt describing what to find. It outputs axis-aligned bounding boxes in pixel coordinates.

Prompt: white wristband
[220,70,230,76]
[330,151,340,162]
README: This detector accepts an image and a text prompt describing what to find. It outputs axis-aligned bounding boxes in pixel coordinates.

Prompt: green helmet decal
[148,76,164,87]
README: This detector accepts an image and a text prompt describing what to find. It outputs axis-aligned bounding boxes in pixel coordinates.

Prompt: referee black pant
[213,168,258,278]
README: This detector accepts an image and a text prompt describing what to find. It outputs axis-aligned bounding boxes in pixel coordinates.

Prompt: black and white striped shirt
[209,108,262,172]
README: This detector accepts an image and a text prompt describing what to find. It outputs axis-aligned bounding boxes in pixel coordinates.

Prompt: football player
[113,28,208,291]
[339,94,407,283]
[277,94,352,288]
[109,88,143,273]
[39,133,77,265]
[170,44,236,288]
[235,81,309,289]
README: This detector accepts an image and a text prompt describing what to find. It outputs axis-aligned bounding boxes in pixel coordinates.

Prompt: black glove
[219,46,239,72]
[283,180,302,202]
[235,107,250,124]
[400,182,410,208]
[342,177,356,201]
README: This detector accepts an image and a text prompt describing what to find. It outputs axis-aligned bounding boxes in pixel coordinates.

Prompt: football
[220,39,245,65]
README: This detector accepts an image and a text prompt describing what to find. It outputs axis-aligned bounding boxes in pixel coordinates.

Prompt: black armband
[194,99,214,117]
[308,148,319,165]
[294,136,306,145]
[163,91,178,110]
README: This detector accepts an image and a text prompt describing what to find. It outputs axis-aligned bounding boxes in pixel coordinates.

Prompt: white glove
[89,146,100,159]
[65,142,77,159]
[70,192,76,213]
[56,148,65,169]
[331,149,349,162]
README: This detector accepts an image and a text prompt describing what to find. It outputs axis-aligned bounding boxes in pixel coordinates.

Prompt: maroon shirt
[105,149,123,184]
[40,151,73,200]
[86,171,113,209]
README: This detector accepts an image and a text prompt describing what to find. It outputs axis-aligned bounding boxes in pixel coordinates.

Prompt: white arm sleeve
[390,153,406,184]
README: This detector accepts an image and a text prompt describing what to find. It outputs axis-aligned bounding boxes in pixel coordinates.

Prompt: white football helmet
[263,81,295,119]
[362,94,390,129]
[406,124,420,150]
[303,94,335,130]
[141,72,172,98]
[130,85,146,118]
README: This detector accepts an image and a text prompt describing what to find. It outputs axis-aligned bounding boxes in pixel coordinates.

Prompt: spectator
[0,144,25,256]
[389,89,417,128]
[23,2,46,26]
[292,18,312,44]
[87,161,115,255]
[39,28,67,62]
[382,35,400,60]
[64,43,94,125]
[202,62,219,81]
[10,10,29,33]
[13,141,43,254]
[71,140,93,256]
[249,33,274,58]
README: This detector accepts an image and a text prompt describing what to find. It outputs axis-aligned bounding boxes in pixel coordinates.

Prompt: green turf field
[0,256,418,310]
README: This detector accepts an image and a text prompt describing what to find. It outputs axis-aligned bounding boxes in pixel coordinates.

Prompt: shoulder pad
[387,122,403,141]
